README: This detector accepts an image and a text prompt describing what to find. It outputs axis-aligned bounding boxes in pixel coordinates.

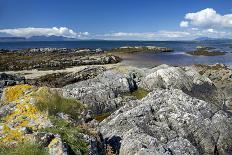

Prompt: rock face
[139,64,222,107]
[63,70,136,114]
[193,64,232,112]
[100,89,232,155]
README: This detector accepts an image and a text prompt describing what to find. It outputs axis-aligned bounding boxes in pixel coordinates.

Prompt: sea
[0,40,232,68]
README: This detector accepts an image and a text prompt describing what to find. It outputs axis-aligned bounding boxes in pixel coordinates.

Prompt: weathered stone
[139,65,222,107]
[48,137,68,155]
[63,70,136,114]
[100,89,232,155]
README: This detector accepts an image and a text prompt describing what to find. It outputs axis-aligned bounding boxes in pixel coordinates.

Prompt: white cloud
[98,29,232,40]
[0,27,89,38]
[98,31,192,40]
[180,21,189,27]
[181,8,232,29]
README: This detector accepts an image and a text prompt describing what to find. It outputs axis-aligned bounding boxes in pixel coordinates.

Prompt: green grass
[94,112,111,122]
[40,116,88,155]
[35,91,85,120]
[131,88,149,99]
[0,143,48,155]
[187,50,226,56]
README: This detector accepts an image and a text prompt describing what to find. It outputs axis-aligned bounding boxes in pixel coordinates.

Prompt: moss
[2,84,33,103]
[0,142,48,155]
[34,87,85,120]
[131,88,149,99]
[187,50,226,56]
[94,112,111,122]
[40,116,88,155]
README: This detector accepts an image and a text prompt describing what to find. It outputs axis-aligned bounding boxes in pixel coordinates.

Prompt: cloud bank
[0,8,231,41]
[0,27,89,38]
[180,8,232,29]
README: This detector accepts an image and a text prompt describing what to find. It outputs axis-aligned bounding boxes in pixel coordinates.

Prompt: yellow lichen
[0,86,52,145]
[2,84,33,103]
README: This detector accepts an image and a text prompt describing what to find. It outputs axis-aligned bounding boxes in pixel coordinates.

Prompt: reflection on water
[0,40,231,67]
[121,52,232,68]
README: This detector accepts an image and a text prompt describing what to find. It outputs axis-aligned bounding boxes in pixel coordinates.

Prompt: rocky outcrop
[187,46,226,56]
[0,73,25,98]
[100,88,232,155]
[26,66,106,88]
[0,48,121,71]
[63,70,136,115]
[193,64,232,112]
[108,46,173,55]
[139,64,222,107]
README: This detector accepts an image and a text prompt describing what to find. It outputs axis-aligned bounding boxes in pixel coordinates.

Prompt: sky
[0,0,231,40]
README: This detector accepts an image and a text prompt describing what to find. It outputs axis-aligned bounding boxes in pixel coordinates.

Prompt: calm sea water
[0,40,232,67]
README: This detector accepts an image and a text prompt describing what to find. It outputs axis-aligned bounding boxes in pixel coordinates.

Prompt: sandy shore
[0,63,122,79]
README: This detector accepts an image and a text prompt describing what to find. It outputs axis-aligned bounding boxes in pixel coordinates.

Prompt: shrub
[0,142,48,155]
[40,116,88,155]
[34,87,85,120]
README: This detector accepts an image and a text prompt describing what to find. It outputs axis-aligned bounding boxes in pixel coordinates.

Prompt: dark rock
[26,66,106,88]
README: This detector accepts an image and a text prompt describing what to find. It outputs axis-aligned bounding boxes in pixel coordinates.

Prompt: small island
[108,46,173,55]
[187,46,227,56]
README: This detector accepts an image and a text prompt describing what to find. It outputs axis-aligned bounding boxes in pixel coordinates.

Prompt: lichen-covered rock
[100,89,232,155]
[63,70,136,114]
[1,84,33,103]
[0,73,25,99]
[139,64,222,107]
[0,85,52,145]
[48,137,68,155]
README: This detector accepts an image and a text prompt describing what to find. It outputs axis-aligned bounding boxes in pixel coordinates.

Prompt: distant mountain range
[194,37,231,41]
[0,36,231,42]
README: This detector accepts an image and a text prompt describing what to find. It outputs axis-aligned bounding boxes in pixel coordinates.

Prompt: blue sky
[0,0,231,40]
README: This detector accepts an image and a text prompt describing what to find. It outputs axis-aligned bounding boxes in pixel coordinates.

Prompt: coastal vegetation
[187,46,227,56]
[0,142,48,155]
[187,50,227,56]
[107,46,173,55]
[0,48,120,71]
[34,87,85,119]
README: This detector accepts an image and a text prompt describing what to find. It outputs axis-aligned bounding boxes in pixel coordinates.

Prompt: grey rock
[63,70,136,114]
[139,65,222,107]
[100,89,232,155]
[82,133,104,155]
[33,132,55,147]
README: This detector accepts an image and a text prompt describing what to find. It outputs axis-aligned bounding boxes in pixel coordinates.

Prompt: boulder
[139,65,222,107]
[100,89,232,155]
[63,70,136,114]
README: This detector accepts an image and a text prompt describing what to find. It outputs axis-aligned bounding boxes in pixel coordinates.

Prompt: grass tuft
[0,143,48,155]
[40,116,88,155]
[34,87,85,120]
